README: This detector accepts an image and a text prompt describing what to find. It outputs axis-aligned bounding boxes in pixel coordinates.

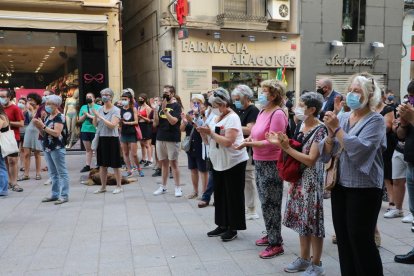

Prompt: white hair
[46,95,62,106]
[231,84,254,99]
[351,76,381,110]
[208,87,230,107]
[100,88,114,97]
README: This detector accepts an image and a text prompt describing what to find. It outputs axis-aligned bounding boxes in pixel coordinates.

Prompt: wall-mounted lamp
[280,35,288,42]
[371,42,384,48]
[0,30,4,39]
[330,40,344,48]
[213,32,221,40]
[248,35,255,42]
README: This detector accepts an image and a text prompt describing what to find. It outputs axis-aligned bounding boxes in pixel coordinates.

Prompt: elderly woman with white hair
[197,87,249,242]
[92,88,122,194]
[180,94,209,199]
[231,85,260,221]
[33,95,69,205]
[320,76,386,275]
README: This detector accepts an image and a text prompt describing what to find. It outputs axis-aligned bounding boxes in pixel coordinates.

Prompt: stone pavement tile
[135,266,171,276]
[383,262,414,276]
[101,225,131,244]
[98,260,135,276]
[100,241,133,264]
[191,240,232,262]
[63,246,100,275]
[129,227,160,246]
[74,221,103,234]
[24,268,63,276]
[203,259,244,276]
[380,247,411,264]
[28,247,67,271]
[0,255,33,275]
[127,214,155,229]
[39,230,74,249]
[160,240,197,257]
[14,223,49,240]
[381,245,414,258]
[1,237,42,258]
[132,244,168,268]
[181,224,211,242]
[165,254,208,276]
[229,249,281,275]
[397,238,414,247]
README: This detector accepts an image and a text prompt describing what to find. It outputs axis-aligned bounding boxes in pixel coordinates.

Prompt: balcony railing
[217,0,267,29]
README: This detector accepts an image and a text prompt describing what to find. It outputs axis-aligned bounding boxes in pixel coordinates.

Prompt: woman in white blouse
[197,87,249,242]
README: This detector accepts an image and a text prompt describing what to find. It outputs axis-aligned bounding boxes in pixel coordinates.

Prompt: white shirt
[208,112,248,171]
[202,108,216,160]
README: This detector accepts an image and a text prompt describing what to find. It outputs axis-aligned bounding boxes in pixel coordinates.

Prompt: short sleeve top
[97,106,121,137]
[42,113,65,152]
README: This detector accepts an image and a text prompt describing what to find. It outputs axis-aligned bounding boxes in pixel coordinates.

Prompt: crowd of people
[1,71,414,275]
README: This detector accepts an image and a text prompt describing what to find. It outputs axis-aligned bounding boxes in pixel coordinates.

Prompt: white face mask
[211,107,222,116]
[294,107,308,121]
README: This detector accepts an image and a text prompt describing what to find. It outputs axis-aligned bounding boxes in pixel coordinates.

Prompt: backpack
[276,124,323,183]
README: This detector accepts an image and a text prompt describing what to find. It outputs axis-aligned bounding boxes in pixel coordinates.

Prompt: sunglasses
[213,91,227,101]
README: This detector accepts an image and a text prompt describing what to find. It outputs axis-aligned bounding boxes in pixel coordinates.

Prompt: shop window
[342,0,366,42]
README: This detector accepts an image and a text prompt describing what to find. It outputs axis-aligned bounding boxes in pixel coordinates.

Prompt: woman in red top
[137,93,153,167]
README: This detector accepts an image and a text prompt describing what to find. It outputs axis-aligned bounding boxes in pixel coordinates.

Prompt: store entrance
[0,29,107,150]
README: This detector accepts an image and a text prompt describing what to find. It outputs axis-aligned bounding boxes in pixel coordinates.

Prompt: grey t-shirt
[97,106,121,137]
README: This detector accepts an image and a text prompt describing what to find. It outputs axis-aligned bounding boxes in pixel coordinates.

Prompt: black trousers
[213,161,247,230]
[331,185,383,276]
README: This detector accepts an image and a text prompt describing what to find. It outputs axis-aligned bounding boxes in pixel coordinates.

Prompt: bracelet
[332,127,341,138]
[43,125,47,130]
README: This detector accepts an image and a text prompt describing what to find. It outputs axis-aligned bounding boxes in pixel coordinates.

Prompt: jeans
[0,154,8,196]
[331,185,383,276]
[407,163,414,215]
[201,170,214,203]
[44,148,69,200]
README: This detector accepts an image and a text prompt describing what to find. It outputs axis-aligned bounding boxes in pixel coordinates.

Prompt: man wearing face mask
[0,89,24,192]
[231,85,260,220]
[153,85,183,197]
[316,78,340,120]
[78,92,101,173]
[35,90,54,120]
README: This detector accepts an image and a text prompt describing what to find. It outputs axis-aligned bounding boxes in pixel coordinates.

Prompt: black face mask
[163,94,171,101]
[316,88,324,95]
[138,100,145,104]
[86,98,93,104]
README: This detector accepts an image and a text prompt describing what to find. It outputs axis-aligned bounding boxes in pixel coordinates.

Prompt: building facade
[401,0,414,96]
[299,0,404,96]
[123,0,301,107]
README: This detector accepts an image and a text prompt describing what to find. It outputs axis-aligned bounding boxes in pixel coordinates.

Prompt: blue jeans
[0,154,8,196]
[201,170,214,203]
[44,148,69,200]
[407,163,414,215]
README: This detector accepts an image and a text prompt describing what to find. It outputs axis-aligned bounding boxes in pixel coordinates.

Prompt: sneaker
[384,208,404,218]
[259,245,284,259]
[139,170,145,177]
[221,230,237,242]
[152,168,161,177]
[169,171,173,179]
[54,198,68,205]
[144,161,152,167]
[402,213,414,223]
[93,188,107,194]
[112,187,123,194]
[44,178,52,185]
[284,257,311,273]
[207,226,226,237]
[139,160,146,164]
[302,263,325,276]
[174,187,183,197]
[256,235,270,246]
[246,212,260,220]
[122,171,133,178]
[153,186,167,195]
[80,165,91,173]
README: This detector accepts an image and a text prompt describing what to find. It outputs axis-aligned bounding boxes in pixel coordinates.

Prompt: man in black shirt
[153,85,183,197]
[231,84,260,220]
[394,81,414,264]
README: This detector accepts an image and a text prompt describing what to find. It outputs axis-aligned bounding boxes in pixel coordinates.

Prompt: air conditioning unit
[267,0,290,21]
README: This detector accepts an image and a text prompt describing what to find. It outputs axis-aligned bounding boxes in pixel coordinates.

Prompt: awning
[411,46,414,61]
[0,10,108,31]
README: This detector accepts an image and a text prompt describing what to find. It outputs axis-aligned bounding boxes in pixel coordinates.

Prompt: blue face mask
[234,100,243,109]
[121,100,129,106]
[0,98,7,106]
[258,94,269,106]
[346,92,362,110]
[387,96,394,101]
[45,105,52,114]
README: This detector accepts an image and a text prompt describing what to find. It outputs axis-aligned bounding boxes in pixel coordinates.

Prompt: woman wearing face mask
[33,95,69,204]
[19,93,43,181]
[18,97,29,170]
[266,92,328,275]
[92,88,123,194]
[197,88,248,242]
[234,80,288,258]
[320,76,386,275]
[137,93,153,167]
[119,91,144,178]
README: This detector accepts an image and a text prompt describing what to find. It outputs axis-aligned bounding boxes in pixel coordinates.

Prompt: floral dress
[282,123,327,238]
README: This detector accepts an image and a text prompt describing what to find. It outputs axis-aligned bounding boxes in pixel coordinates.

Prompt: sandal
[198,201,209,208]
[17,176,30,181]
[10,184,23,192]
[19,168,24,172]
[42,166,48,172]
[187,192,198,199]
[35,175,41,180]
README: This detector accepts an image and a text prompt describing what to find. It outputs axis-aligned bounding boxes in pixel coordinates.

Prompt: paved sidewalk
[0,154,414,275]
